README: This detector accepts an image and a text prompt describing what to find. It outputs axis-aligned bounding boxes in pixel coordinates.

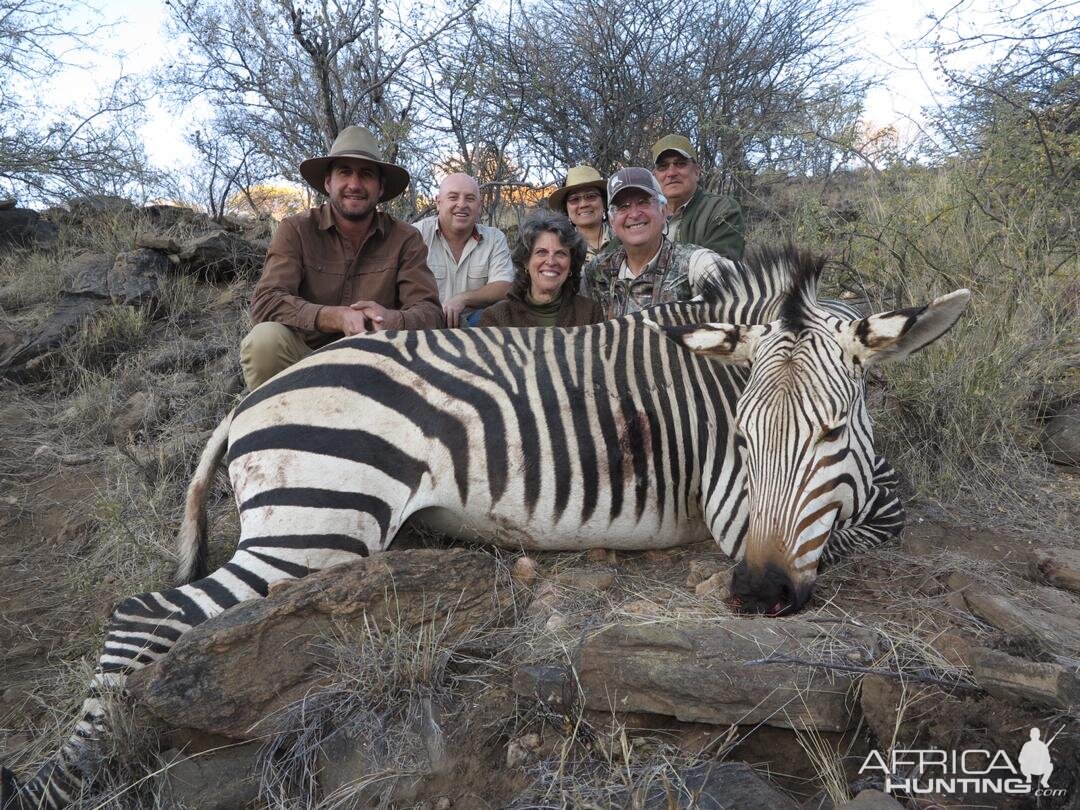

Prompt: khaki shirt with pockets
[250,204,444,348]
[413,216,514,303]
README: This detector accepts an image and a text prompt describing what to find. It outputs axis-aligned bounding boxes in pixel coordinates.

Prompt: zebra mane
[777,248,825,331]
[689,245,826,327]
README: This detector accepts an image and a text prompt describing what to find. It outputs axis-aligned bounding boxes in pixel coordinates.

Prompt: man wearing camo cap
[584,167,730,318]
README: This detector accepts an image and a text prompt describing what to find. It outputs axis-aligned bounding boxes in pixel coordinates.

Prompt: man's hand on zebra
[315,304,374,335]
[350,299,404,331]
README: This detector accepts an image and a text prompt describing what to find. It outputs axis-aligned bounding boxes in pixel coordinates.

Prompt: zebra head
[653,260,971,615]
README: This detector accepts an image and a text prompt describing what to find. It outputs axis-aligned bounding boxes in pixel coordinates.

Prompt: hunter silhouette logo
[1019,727,1058,789]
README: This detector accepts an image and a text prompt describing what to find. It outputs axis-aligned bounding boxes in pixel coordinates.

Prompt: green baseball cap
[651,134,697,164]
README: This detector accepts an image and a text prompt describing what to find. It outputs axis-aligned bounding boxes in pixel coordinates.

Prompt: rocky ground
[0,200,1078,809]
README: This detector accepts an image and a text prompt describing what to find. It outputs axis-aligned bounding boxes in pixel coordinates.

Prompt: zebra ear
[645,319,766,364]
[840,289,971,368]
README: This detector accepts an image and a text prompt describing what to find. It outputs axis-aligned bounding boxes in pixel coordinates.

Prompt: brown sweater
[479,291,605,328]
[250,204,444,347]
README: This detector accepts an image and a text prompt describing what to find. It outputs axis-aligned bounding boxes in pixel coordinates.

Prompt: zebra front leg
[821,455,906,564]
[0,552,307,810]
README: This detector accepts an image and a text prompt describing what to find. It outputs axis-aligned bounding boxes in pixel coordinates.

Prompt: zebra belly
[410,505,710,551]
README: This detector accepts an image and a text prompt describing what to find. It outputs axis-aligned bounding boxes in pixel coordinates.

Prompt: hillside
[0,198,1078,809]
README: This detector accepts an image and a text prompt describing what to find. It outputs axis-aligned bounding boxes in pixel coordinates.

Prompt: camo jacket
[583,237,725,318]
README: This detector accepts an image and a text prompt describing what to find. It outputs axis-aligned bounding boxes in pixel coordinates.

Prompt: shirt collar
[618,242,664,280]
[436,218,483,242]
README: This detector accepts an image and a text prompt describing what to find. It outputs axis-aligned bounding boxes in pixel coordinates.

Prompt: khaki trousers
[240,322,313,390]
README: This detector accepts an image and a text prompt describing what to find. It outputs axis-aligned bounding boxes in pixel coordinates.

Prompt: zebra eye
[820,424,846,443]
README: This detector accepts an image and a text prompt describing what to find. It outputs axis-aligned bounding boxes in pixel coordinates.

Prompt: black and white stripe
[1,247,970,809]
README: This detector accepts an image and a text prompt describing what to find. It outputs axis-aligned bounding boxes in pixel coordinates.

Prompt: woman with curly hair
[479,211,605,327]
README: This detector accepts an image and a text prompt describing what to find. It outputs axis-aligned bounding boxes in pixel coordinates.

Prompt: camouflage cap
[607,167,663,204]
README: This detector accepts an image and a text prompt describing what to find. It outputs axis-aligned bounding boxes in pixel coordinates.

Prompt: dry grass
[253,610,486,809]
[750,162,1079,528]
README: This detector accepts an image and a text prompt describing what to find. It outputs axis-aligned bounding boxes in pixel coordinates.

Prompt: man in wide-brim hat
[242,125,443,390]
[547,164,612,260]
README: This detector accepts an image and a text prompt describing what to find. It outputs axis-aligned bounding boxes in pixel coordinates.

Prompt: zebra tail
[175,411,233,585]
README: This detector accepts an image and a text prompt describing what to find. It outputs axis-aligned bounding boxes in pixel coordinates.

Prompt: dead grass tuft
[254,610,483,809]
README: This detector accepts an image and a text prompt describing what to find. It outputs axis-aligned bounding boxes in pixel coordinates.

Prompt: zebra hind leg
[0,565,281,810]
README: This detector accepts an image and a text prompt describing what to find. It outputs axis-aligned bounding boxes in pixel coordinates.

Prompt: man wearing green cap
[241,125,443,390]
[651,134,744,260]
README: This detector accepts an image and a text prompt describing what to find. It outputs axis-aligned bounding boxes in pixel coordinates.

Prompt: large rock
[158,742,261,810]
[860,674,924,747]
[637,762,799,810]
[1043,404,1080,466]
[127,550,510,740]
[0,208,58,250]
[1029,546,1080,594]
[969,647,1080,711]
[66,194,136,217]
[949,574,1080,655]
[109,248,169,307]
[177,230,264,280]
[63,252,114,298]
[0,294,106,378]
[532,619,876,732]
[141,204,209,231]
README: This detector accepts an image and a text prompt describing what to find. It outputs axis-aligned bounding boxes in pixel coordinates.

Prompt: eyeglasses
[608,196,658,217]
[566,190,602,206]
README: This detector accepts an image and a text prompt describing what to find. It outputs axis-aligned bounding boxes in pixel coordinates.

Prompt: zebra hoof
[0,766,23,810]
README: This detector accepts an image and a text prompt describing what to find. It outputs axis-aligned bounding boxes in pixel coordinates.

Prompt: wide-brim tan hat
[299,125,411,202]
[547,164,607,212]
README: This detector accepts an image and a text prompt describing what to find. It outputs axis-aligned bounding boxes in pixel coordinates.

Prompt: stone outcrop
[516,619,875,732]
[63,253,114,298]
[175,230,265,280]
[158,742,262,810]
[969,647,1080,711]
[1043,403,1080,466]
[948,573,1080,656]
[0,208,58,250]
[127,550,511,740]
[108,248,170,307]
[0,296,105,379]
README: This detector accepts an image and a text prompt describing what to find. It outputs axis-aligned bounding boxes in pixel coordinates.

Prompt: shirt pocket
[465,264,489,291]
[302,261,345,278]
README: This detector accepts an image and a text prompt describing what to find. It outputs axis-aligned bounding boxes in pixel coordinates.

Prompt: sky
[48,0,993,176]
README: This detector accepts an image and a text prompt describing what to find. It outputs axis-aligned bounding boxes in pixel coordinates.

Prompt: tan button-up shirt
[413,216,514,302]
[250,204,443,348]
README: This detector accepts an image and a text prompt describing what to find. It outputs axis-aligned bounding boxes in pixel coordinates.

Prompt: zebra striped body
[1,249,970,809]
[233,315,733,555]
